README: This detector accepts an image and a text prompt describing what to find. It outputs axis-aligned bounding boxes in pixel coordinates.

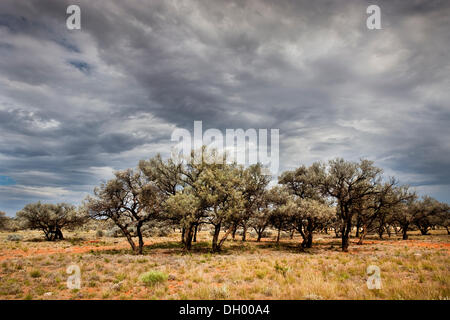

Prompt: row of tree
[4,149,449,254]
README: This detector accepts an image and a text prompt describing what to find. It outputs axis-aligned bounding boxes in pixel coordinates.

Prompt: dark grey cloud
[0,0,449,215]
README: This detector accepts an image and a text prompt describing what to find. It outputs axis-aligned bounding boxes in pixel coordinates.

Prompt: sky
[0,0,449,215]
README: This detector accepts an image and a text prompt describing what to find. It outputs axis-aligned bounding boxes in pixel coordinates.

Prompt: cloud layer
[0,0,449,215]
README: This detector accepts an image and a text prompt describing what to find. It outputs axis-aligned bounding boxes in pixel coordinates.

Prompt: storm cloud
[0,0,449,215]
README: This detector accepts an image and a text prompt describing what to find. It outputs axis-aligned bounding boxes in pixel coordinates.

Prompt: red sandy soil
[0,239,448,263]
[0,240,133,262]
[362,239,450,250]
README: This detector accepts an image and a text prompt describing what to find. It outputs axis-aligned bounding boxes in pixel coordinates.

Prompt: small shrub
[30,270,42,278]
[7,234,23,241]
[255,270,267,279]
[274,261,289,277]
[115,273,127,283]
[96,230,104,238]
[139,271,168,286]
[210,285,229,299]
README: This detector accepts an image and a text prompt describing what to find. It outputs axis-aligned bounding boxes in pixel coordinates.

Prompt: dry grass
[0,229,448,300]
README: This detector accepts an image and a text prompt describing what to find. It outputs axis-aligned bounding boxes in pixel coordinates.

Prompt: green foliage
[16,202,87,241]
[14,145,442,255]
[29,270,42,278]
[274,261,289,277]
[85,167,167,254]
[139,271,168,286]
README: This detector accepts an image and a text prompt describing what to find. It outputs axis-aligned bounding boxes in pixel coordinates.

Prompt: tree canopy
[17,202,86,240]
[11,148,449,254]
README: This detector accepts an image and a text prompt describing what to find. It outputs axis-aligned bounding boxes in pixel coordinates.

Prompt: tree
[139,154,184,242]
[412,196,446,235]
[239,164,271,241]
[355,183,414,244]
[375,186,415,240]
[329,215,341,238]
[16,202,86,240]
[165,191,203,251]
[163,147,246,252]
[317,159,383,252]
[0,211,7,230]
[198,162,245,252]
[279,165,323,201]
[249,190,271,242]
[291,199,335,248]
[139,154,182,197]
[267,186,293,243]
[279,164,335,248]
[437,202,450,235]
[391,195,417,240]
[85,168,165,254]
[173,147,221,250]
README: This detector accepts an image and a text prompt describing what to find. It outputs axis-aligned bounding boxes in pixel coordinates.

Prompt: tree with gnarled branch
[17,202,87,240]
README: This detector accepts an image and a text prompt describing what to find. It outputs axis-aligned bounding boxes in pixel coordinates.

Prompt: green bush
[274,261,289,277]
[29,270,41,278]
[139,270,168,286]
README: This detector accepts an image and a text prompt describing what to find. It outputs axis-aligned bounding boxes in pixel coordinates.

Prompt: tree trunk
[136,221,144,255]
[299,220,313,248]
[306,220,313,248]
[124,230,137,253]
[300,230,313,248]
[305,232,313,248]
[55,227,64,240]
[297,226,306,248]
[290,229,295,239]
[257,233,262,242]
[342,234,349,251]
[378,225,385,240]
[51,227,64,240]
[355,218,361,237]
[242,225,247,241]
[193,225,198,242]
[276,225,281,243]
[231,224,237,240]
[217,226,233,250]
[402,227,408,240]
[46,226,60,241]
[184,225,194,251]
[181,227,185,244]
[212,223,221,252]
[43,229,52,241]
[255,226,265,242]
[341,217,352,252]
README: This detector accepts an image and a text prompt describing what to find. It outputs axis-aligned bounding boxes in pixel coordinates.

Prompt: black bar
[0,300,447,319]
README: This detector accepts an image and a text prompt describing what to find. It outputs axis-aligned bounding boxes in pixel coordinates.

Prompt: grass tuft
[139,270,168,286]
